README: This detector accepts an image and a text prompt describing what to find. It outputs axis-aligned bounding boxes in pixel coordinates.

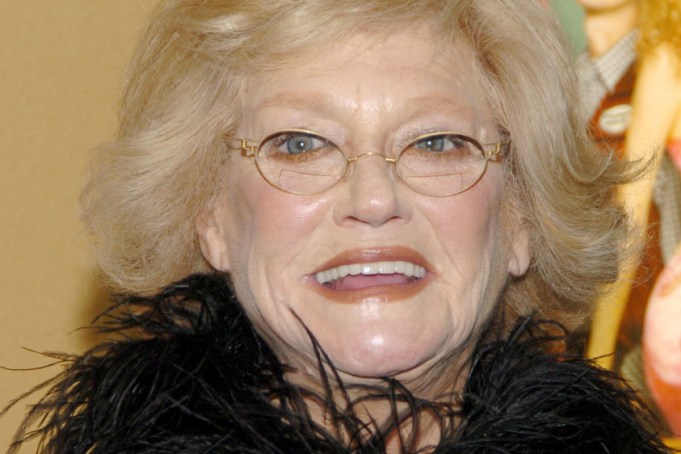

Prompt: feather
[4,274,671,453]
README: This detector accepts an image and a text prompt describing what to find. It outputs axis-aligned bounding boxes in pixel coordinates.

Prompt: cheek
[223,169,326,270]
[430,180,503,265]
[241,191,332,274]
[222,174,334,342]
[428,178,506,316]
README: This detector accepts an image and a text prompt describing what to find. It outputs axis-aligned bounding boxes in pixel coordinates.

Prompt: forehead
[240,28,492,128]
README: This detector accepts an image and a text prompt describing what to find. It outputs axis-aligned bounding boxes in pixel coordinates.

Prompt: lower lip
[309,275,430,303]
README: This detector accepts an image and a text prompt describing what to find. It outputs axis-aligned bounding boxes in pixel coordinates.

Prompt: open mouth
[309,247,432,302]
[315,261,427,291]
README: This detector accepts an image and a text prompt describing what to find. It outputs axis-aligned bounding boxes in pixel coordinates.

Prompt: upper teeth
[315,261,426,285]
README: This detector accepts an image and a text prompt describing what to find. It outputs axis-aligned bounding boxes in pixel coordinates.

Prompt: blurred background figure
[630,0,681,437]
[573,0,681,439]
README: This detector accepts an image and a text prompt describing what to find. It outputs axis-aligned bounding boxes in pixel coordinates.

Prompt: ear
[507,224,531,277]
[196,203,231,272]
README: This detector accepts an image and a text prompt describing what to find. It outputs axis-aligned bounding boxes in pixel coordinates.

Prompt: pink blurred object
[669,140,681,172]
[644,244,681,435]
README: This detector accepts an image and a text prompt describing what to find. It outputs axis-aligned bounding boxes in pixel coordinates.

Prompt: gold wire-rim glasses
[225,128,509,197]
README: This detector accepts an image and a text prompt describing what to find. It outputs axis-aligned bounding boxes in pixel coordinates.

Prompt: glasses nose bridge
[346,152,397,168]
[341,150,402,202]
[341,152,400,195]
[344,152,398,182]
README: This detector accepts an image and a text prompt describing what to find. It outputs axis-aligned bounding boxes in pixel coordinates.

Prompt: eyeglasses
[226,129,508,197]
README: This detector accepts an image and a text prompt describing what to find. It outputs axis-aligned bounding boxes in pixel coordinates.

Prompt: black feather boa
[6,274,671,453]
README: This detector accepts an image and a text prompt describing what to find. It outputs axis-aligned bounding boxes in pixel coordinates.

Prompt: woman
[577,0,681,443]
[7,0,668,451]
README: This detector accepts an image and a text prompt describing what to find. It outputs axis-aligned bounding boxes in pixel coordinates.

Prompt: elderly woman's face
[199,28,529,389]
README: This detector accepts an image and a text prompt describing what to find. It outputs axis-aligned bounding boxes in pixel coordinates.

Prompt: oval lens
[256,130,346,194]
[398,133,487,196]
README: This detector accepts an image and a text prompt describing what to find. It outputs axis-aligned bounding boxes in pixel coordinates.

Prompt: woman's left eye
[413,134,471,153]
[407,133,480,160]
[415,136,447,152]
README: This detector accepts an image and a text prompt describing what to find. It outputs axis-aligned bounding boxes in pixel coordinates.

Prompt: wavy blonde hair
[82,0,631,330]
[638,0,681,59]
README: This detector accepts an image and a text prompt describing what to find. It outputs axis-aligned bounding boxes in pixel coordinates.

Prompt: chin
[321,332,447,380]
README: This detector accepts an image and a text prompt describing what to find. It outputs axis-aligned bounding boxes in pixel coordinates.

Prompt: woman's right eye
[273,133,322,155]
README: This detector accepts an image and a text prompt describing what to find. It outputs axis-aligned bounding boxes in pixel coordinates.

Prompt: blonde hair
[83,0,630,330]
[638,0,681,59]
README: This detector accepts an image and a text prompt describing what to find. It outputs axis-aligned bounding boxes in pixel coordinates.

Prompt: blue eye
[262,130,336,160]
[286,135,316,154]
[415,136,446,152]
[412,134,474,154]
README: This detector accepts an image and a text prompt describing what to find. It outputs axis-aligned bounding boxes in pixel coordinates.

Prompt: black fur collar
[7,274,669,453]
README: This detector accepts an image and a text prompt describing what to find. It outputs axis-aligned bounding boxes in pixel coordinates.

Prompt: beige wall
[0,2,157,451]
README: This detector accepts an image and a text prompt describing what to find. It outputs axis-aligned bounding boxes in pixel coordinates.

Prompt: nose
[333,153,410,228]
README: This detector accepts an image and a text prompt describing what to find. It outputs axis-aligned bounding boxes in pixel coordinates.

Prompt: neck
[582,3,637,57]
[284,353,471,451]
[301,387,450,453]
